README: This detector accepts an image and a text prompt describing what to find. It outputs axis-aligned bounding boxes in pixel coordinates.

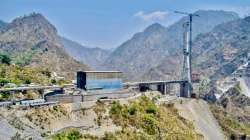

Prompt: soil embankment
[175,99,225,140]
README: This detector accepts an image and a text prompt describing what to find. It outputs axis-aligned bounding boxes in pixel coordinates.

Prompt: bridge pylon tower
[181,22,192,97]
[175,11,199,97]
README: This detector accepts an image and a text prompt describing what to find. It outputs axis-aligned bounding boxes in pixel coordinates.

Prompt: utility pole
[175,11,199,97]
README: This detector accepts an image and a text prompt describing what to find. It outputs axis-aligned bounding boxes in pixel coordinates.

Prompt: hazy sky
[0,0,250,49]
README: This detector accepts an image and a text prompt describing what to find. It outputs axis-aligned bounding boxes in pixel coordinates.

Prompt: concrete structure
[175,11,199,97]
[45,94,83,103]
[20,99,45,106]
[181,22,192,97]
[77,71,123,90]
[45,90,136,103]
[0,85,63,92]
[125,80,188,96]
[83,90,136,101]
[0,101,12,107]
[0,85,67,100]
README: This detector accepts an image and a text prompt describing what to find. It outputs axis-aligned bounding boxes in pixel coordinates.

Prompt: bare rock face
[193,16,250,80]
[219,85,250,126]
[0,13,90,79]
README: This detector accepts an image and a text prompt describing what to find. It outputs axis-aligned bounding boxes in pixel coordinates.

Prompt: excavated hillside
[0,93,203,140]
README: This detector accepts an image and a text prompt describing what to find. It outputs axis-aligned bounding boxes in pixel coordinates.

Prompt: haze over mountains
[61,37,111,69]
[0,20,7,28]
[103,10,240,81]
[0,10,249,82]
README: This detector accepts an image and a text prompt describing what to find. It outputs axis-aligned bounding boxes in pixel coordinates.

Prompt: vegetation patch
[0,64,51,86]
[12,50,35,66]
[52,129,82,140]
[210,103,250,137]
[93,100,106,126]
[53,96,202,140]
[104,96,202,140]
[25,105,68,129]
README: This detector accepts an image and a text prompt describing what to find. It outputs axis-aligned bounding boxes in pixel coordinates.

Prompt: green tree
[67,129,82,140]
[198,77,211,97]
[0,53,11,65]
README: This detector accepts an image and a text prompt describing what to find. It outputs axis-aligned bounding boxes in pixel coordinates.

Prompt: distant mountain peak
[61,37,111,69]
[0,20,7,30]
[14,12,45,21]
[244,16,250,22]
[9,12,57,33]
[0,13,90,78]
[104,9,241,81]
[144,23,166,33]
[194,9,239,16]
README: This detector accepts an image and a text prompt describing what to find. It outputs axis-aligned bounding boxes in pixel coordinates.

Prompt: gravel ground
[175,99,226,140]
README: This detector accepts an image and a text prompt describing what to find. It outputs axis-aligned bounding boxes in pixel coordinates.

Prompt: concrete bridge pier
[139,84,150,92]
[164,84,167,95]
[38,89,45,99]
[180,82,189,97]
[157,84,165,95]
[157,84,170,95]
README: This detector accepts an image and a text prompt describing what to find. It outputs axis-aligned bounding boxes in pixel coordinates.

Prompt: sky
[0,0,250,49]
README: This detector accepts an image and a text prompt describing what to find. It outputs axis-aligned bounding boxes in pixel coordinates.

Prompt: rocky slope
[175,99,225,140]
[61,37,111,69]
[210,84,250,138]
[103,10,240,81]
[144,13,250,81]
[0,13,90,79]
[192,16,250,80]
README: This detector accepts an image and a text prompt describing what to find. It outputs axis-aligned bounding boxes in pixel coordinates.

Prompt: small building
[77,71,123,91]
[191,73,200,83]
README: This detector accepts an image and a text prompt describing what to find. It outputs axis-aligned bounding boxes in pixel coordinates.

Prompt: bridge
[0,85,69,99]
[124,80,190,97]
[0,85,63,92]
[122,16,196,98]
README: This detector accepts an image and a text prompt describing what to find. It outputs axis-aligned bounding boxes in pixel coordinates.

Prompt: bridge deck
[0,80,187,92]
[124,80,187,86]
[0,86,63,92]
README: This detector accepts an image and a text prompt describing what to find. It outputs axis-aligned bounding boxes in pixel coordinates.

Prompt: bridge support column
[157,84,166,95]
[139,84,149,92]
[180,82,189,98]
[164,84,167,95]
[38,89,45,99]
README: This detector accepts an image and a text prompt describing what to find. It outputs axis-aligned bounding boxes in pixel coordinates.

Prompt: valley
[0,6,249,140]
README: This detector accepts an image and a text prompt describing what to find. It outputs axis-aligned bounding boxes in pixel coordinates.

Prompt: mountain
[0,13,90,79]
[192,16,250,79]
[104,23,169,80]
[0,20,7,28]
[61,37,111,69]
[103,10,240,81]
